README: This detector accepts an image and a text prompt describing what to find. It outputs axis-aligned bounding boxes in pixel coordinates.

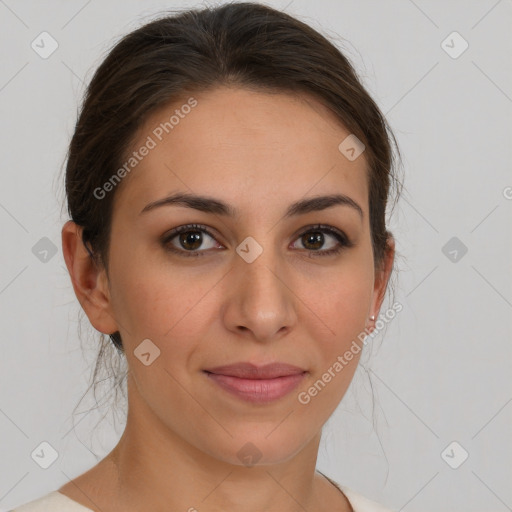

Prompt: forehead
[114,86,369,221]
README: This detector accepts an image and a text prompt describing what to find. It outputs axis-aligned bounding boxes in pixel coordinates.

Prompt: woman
[13,2,401,511]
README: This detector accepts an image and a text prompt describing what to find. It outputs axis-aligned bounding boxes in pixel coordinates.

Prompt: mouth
[203,362,307,404]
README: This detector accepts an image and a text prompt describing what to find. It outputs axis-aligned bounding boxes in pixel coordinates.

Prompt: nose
[221,241,298,343]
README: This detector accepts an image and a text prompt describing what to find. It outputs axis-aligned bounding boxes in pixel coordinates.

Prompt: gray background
[1,1,511,511]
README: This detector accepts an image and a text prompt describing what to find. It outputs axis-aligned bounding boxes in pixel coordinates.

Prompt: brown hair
[62,1,403,424]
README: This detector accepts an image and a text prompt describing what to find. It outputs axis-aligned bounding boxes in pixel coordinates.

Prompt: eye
[161,223,353,258]
[161,224,221,257]
[291,224,354,257]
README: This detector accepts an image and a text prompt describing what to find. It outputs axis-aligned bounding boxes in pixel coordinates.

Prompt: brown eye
[291,225,353,257]
[162,224,221,257]
[177,230,203,251]
[301,231,325,251]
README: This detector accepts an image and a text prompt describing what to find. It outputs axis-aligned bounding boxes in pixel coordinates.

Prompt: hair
[61,1,403,442]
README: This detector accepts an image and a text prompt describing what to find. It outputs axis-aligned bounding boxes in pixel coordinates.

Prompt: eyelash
[161,223,354,258]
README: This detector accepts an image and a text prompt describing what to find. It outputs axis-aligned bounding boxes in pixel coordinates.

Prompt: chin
[199,428,315,468]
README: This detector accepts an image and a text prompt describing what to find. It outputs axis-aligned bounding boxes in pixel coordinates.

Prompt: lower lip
[204,371,307,403]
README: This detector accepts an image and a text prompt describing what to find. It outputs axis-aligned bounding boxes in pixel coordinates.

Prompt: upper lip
[203,362,307,379]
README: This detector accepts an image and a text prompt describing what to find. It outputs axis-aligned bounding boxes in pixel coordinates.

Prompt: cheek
[305,258,373,334]
[296,258,374,395]
[330,279,372,334]
[111,247,373,333]
[109,253,223,353]
[295,269,373,413]
[109,231,374,346]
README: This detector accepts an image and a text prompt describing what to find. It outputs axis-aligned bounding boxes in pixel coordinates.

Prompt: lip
[203,362,307,403]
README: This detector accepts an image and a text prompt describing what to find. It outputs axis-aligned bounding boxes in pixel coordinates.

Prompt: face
[78,86,393,466]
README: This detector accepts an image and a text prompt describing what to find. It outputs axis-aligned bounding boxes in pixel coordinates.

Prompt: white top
[11,485,394,512]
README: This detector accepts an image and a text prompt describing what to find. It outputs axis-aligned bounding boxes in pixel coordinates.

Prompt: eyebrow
[139,192,363,221]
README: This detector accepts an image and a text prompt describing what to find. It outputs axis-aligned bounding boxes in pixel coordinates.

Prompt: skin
[60,86,395,512]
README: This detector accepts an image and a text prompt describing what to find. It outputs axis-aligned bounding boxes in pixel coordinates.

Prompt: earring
[369,315,375,321]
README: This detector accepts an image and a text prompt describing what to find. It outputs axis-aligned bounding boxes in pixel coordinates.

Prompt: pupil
[180,231,202,250]
[304,232,323,250]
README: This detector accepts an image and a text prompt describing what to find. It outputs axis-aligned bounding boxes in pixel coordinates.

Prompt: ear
[367,234,395,331]
[61,220,118,336]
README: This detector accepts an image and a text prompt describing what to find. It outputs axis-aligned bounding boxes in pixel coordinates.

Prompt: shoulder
[319,472,394,512]
[338,484,395,512]
[11,491,94,512]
